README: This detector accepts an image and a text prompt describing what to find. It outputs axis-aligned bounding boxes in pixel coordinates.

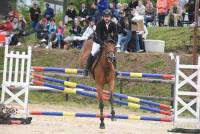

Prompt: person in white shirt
[136,1,145,16]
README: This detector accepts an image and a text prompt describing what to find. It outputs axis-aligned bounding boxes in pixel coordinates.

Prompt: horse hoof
[99,123,105,129]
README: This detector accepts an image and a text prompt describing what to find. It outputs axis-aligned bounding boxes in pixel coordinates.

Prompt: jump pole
[32,66,174,79]
[32,80,171,116]
[32,73,171,110]
[30,111,172,122]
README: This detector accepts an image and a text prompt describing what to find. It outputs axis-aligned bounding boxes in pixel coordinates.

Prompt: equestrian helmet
[103,9,111,16]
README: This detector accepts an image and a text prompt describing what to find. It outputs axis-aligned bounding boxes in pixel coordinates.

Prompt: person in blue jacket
[97,0,109,16]
[44,3,55,21]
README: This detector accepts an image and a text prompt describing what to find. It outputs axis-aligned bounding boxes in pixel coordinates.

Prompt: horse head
[103,39,116,64]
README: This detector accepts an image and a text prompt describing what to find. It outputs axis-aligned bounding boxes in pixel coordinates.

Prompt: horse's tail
[79,39,93,68]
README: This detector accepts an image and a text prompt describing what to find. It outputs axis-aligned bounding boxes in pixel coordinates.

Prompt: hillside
[148,27,195,51]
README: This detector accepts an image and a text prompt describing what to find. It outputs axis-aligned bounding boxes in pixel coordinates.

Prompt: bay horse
[79,39,116,129]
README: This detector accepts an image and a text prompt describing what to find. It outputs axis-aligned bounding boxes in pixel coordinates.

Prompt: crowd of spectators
[0,10,26,46]
[0,0,198,52]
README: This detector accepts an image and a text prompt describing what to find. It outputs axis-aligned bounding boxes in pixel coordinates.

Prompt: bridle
[102,42,116,65]
[106,49,116,64]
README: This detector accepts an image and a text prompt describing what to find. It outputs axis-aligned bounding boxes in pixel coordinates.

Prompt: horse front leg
[109,79,116,121]
[97,84,105,129]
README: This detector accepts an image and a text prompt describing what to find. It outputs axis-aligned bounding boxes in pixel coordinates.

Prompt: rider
[84,9,118,75]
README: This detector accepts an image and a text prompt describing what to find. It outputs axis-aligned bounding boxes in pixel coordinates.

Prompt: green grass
[144,60,165,70]
[24,33,37,46]
[148,27,195,51]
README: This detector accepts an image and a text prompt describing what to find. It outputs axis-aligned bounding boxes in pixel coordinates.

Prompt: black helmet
[103,9,111,16]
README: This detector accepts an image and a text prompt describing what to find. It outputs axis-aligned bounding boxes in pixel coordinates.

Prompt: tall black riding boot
[84,53,94,76]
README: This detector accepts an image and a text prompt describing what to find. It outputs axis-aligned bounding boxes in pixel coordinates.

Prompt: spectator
[29,2,41,33]
[156,0,168,26]
[8,10,20,20]
[18,15,27,35]
[109,3,116,17]
[6,14,27,46]
[97,0,109,15]
[80,19,89,34]
[129,0,139,9]
[66,3,77,21]
[0,16,13,45]
[136,1,145,16]
[35,18,48,42]
[129,9,143,52]
[64,18,96,43]
[44,3,55,21]
[185,0,195,23]
[0,15,24,46]
[56,21,66,48]
[117,11,132,52]
[48,19,57,33]
[167,0,179,10]
[64,7,73,24]
[7,14,22,46]
[80,18,96,40]
[3,13,26,46]
[122,3,129,11]
[88,2,100,23]
[144,0,156,26]
[70,19,82,36]
[113,0,118,8]
[178,0,189,20]
[113,3,122,19]
[0,16,13,32]
[47,19,57,48]
[10,16,19,32]
[64,19,82,48]
[137,24,148,51]
[169,4,183,26]
[79,3,88,19]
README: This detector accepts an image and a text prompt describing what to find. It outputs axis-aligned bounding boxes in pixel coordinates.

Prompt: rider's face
[103,15,111,23]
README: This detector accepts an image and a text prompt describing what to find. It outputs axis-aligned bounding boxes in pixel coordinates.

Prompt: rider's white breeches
[91,42,100,56]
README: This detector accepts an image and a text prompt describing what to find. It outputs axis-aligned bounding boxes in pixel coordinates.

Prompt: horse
[79,39,117,129]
